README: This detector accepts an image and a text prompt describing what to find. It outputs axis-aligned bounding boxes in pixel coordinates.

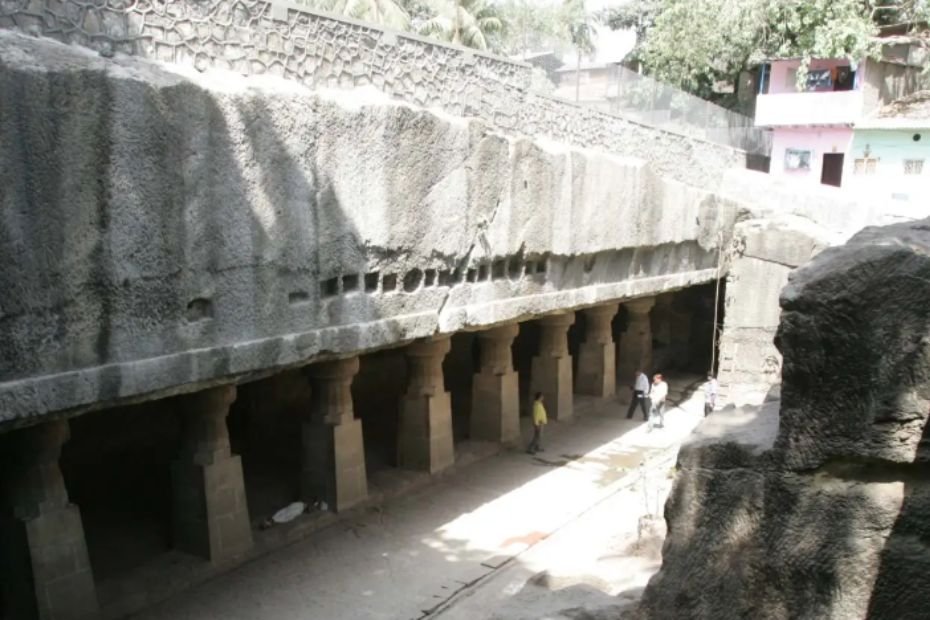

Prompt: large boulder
[638,218,930,619]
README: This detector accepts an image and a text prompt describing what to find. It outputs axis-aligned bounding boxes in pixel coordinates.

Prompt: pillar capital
[582,304,618,345]
[308,357,360,426]
[625,297,656,315]
[1,420,72,520]
[406,335,452,359]
[405,336,451,397]
[538,311,575,329]
[584,303,620,320]
[177,385,237,466]
[477,323,520,343]
[307,356,360,382]
[476,323,519,376]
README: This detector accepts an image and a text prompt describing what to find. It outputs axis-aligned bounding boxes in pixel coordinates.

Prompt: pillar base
[471,371,520,444]
[398,392,454,474]
[531,355,573,421]
[576,342,616,398]
[171,456,253,564]
[302,418,368,512]
[1,506,99,620]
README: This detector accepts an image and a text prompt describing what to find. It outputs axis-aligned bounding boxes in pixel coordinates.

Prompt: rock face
[638,218,930,620]
[0,31,738,426]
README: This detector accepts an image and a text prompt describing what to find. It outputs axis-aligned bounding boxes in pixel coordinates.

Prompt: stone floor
[130,376,705,620]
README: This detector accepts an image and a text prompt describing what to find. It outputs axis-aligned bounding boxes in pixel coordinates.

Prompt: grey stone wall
[0,31,739,427]
[638,218,930,620]
[0,0,745,188]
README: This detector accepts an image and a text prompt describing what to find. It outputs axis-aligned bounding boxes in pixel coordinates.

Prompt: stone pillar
[530,312,575,421]
[0,421,99,620]
[303,357,368,512]
[651,296,675,371]
[617,297,656,387]
[576,304,619,398]
[668,302,693,369]
[471,324,520,444]
[172,385,253,564]
[398,337,455,474]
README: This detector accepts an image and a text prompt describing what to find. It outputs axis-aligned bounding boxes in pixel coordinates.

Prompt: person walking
[704,374,718,416]
[648,373,668,431]
[626,369,651,421]
[526,392,547,454]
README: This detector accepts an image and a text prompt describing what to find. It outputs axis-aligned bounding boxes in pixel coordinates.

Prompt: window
[854,158,879,175]
[784,149,812,171]
[904,159,925,175]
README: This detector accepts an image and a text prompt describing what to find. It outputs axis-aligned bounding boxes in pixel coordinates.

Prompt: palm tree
[561,0,598,102]
[418,0,504,51]
[297,0,411,30]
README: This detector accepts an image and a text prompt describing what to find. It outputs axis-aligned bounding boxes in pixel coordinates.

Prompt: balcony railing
[755,90,864,127]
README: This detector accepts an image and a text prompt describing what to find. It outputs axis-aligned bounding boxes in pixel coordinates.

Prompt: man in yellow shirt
[527,392,547,454]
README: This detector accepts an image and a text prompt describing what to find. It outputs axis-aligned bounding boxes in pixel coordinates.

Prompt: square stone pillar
[530,312,575,421]
[618,297,656,388]
[172,385,253,564]
[471,324,520,444]
[576,303,620,398]
[399,336,455,474]
[0,420,99,620]
[303,357,368,513]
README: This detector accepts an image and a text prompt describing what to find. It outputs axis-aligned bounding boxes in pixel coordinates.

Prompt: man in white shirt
[626,369,651,421]
[704,374,718,416]
[648,373,668,431]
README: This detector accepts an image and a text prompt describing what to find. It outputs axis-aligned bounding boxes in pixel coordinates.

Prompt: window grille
[904,159,924,175]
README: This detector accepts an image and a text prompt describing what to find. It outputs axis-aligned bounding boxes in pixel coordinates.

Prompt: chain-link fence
[546,62,772,155]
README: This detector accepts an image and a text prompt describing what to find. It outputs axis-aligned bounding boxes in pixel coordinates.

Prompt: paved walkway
[134,378,704,620]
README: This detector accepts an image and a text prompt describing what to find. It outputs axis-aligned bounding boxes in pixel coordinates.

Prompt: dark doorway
[821,153,844,187]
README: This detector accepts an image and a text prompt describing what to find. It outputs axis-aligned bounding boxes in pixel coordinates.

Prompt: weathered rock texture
[0,31,739,427]
[638,218,930,620]
[0,1,747,185]
[717,169,930,406]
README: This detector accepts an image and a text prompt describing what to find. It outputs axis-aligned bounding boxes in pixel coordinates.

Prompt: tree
[417,0,504,51]
[605,0,930,103]
[296,0,411,30]
[561,0,600,102]
[492,0,567,58]
[602,0,658,70]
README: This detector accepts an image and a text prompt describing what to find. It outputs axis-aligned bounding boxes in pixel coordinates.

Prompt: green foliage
[492,0,566,57]
[296,0,412,30]
[417,0,503,51]
[605,0,930,101]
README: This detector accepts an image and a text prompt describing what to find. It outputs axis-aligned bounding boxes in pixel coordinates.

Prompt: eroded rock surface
[638,218,930,620]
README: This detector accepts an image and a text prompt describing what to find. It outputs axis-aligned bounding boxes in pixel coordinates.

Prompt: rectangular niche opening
[478,264,489,281]
[425,269,437,287]
[382,273,398,292]
[364,272,379,293]
[524,261,536,276]
[438,270,452,286]
[508,259,522,279]
[320,277,339,298]
[343,274,359,293]
[492,260,506,280]
[466,268,478,283]
[289,290,310,305]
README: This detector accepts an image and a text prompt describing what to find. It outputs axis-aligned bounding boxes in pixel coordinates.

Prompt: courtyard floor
[132,377,705,620]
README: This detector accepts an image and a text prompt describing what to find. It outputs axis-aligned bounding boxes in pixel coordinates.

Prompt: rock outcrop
[638,218,930,619]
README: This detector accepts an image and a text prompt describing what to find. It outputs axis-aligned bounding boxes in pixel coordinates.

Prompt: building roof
[858,90,930,129]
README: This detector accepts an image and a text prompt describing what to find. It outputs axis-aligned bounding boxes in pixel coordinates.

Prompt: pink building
[755,45,926,188]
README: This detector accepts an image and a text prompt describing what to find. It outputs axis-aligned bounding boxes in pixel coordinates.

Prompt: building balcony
[755,90,864,127]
